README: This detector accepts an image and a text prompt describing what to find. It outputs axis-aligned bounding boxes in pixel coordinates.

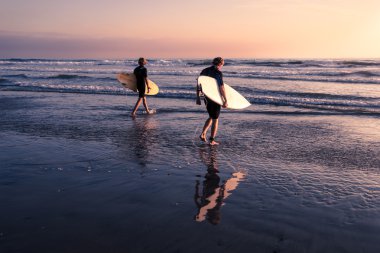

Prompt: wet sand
[0,91,379,253]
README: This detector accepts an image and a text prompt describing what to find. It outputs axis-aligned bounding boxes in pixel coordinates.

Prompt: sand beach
[1,87,379,252]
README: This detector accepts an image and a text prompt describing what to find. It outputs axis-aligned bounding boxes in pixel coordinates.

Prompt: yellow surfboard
[117,73,159,95]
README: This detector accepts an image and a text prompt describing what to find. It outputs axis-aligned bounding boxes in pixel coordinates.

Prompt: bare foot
[130,113,136,117]
[209,140,219,146]
[146,109,156,115]
[199,134,206,142]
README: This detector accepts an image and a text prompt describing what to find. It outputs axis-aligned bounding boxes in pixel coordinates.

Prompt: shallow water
[1,58,380,116]
[0,90,379,253]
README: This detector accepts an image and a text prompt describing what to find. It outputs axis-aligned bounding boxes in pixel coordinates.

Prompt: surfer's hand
[223,101,228,108]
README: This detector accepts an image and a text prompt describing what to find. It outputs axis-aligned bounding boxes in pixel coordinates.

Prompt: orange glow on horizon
[1,0,380,58]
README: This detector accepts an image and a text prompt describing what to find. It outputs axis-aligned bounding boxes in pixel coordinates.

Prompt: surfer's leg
[202,99,218,141]
[205,99,220,145]
[200,118,212,141]
[131,97,143,116]
[209,119,219,145]
[142,97,151,114]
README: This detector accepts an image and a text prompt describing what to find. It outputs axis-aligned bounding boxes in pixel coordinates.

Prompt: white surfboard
[197,76,251,109]
[117,73,159,95]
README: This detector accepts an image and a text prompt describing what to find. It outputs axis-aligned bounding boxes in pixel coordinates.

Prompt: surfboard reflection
[194,146,245,225]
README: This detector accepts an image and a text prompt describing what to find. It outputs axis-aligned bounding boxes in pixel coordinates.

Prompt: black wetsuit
[200,66,224,119]
[134,65,147,98]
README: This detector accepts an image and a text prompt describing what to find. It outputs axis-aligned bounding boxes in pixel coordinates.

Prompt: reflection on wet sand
[130,116,158,167]
[194,146,245,225]
[112,116,158,169]
[134,116,155,155]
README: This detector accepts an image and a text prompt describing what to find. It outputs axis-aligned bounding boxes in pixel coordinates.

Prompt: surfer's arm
[219,85,228,108]
[216,72,227,108]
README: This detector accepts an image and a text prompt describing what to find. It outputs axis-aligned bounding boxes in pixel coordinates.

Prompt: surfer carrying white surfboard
[197,57,228,145]
[131,57,153,117]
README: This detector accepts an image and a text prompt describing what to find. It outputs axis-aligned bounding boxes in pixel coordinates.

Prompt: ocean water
[1,58,380,116]
[1,59,380,253]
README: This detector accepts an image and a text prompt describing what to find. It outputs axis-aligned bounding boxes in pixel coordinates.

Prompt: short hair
[138,57,146,65]
[212,57,224,66]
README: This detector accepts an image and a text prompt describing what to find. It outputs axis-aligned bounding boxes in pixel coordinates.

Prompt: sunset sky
[1,0,379,59]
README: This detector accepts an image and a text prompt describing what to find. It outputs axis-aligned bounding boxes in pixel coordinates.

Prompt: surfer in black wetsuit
[131,57,152,117]
[197,57,228,145]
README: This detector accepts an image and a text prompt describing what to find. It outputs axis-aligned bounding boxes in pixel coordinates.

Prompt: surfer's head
[138,57,147,66]
[212,57,224,70]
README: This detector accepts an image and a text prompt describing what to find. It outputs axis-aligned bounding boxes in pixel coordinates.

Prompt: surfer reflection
[194,146,245,225]
[118,116,157,168]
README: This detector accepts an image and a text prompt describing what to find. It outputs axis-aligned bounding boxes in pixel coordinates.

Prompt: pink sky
[1,0,379,58]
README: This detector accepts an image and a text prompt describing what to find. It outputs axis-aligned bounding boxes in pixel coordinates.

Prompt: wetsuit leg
[206,97,221,119]
[137,83,146,98]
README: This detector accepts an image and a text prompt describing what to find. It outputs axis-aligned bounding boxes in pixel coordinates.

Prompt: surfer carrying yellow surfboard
[131,57,153,117]
[197,57,228,145]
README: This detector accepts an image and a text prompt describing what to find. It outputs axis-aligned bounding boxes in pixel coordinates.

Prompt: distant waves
[1,58,380,116]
